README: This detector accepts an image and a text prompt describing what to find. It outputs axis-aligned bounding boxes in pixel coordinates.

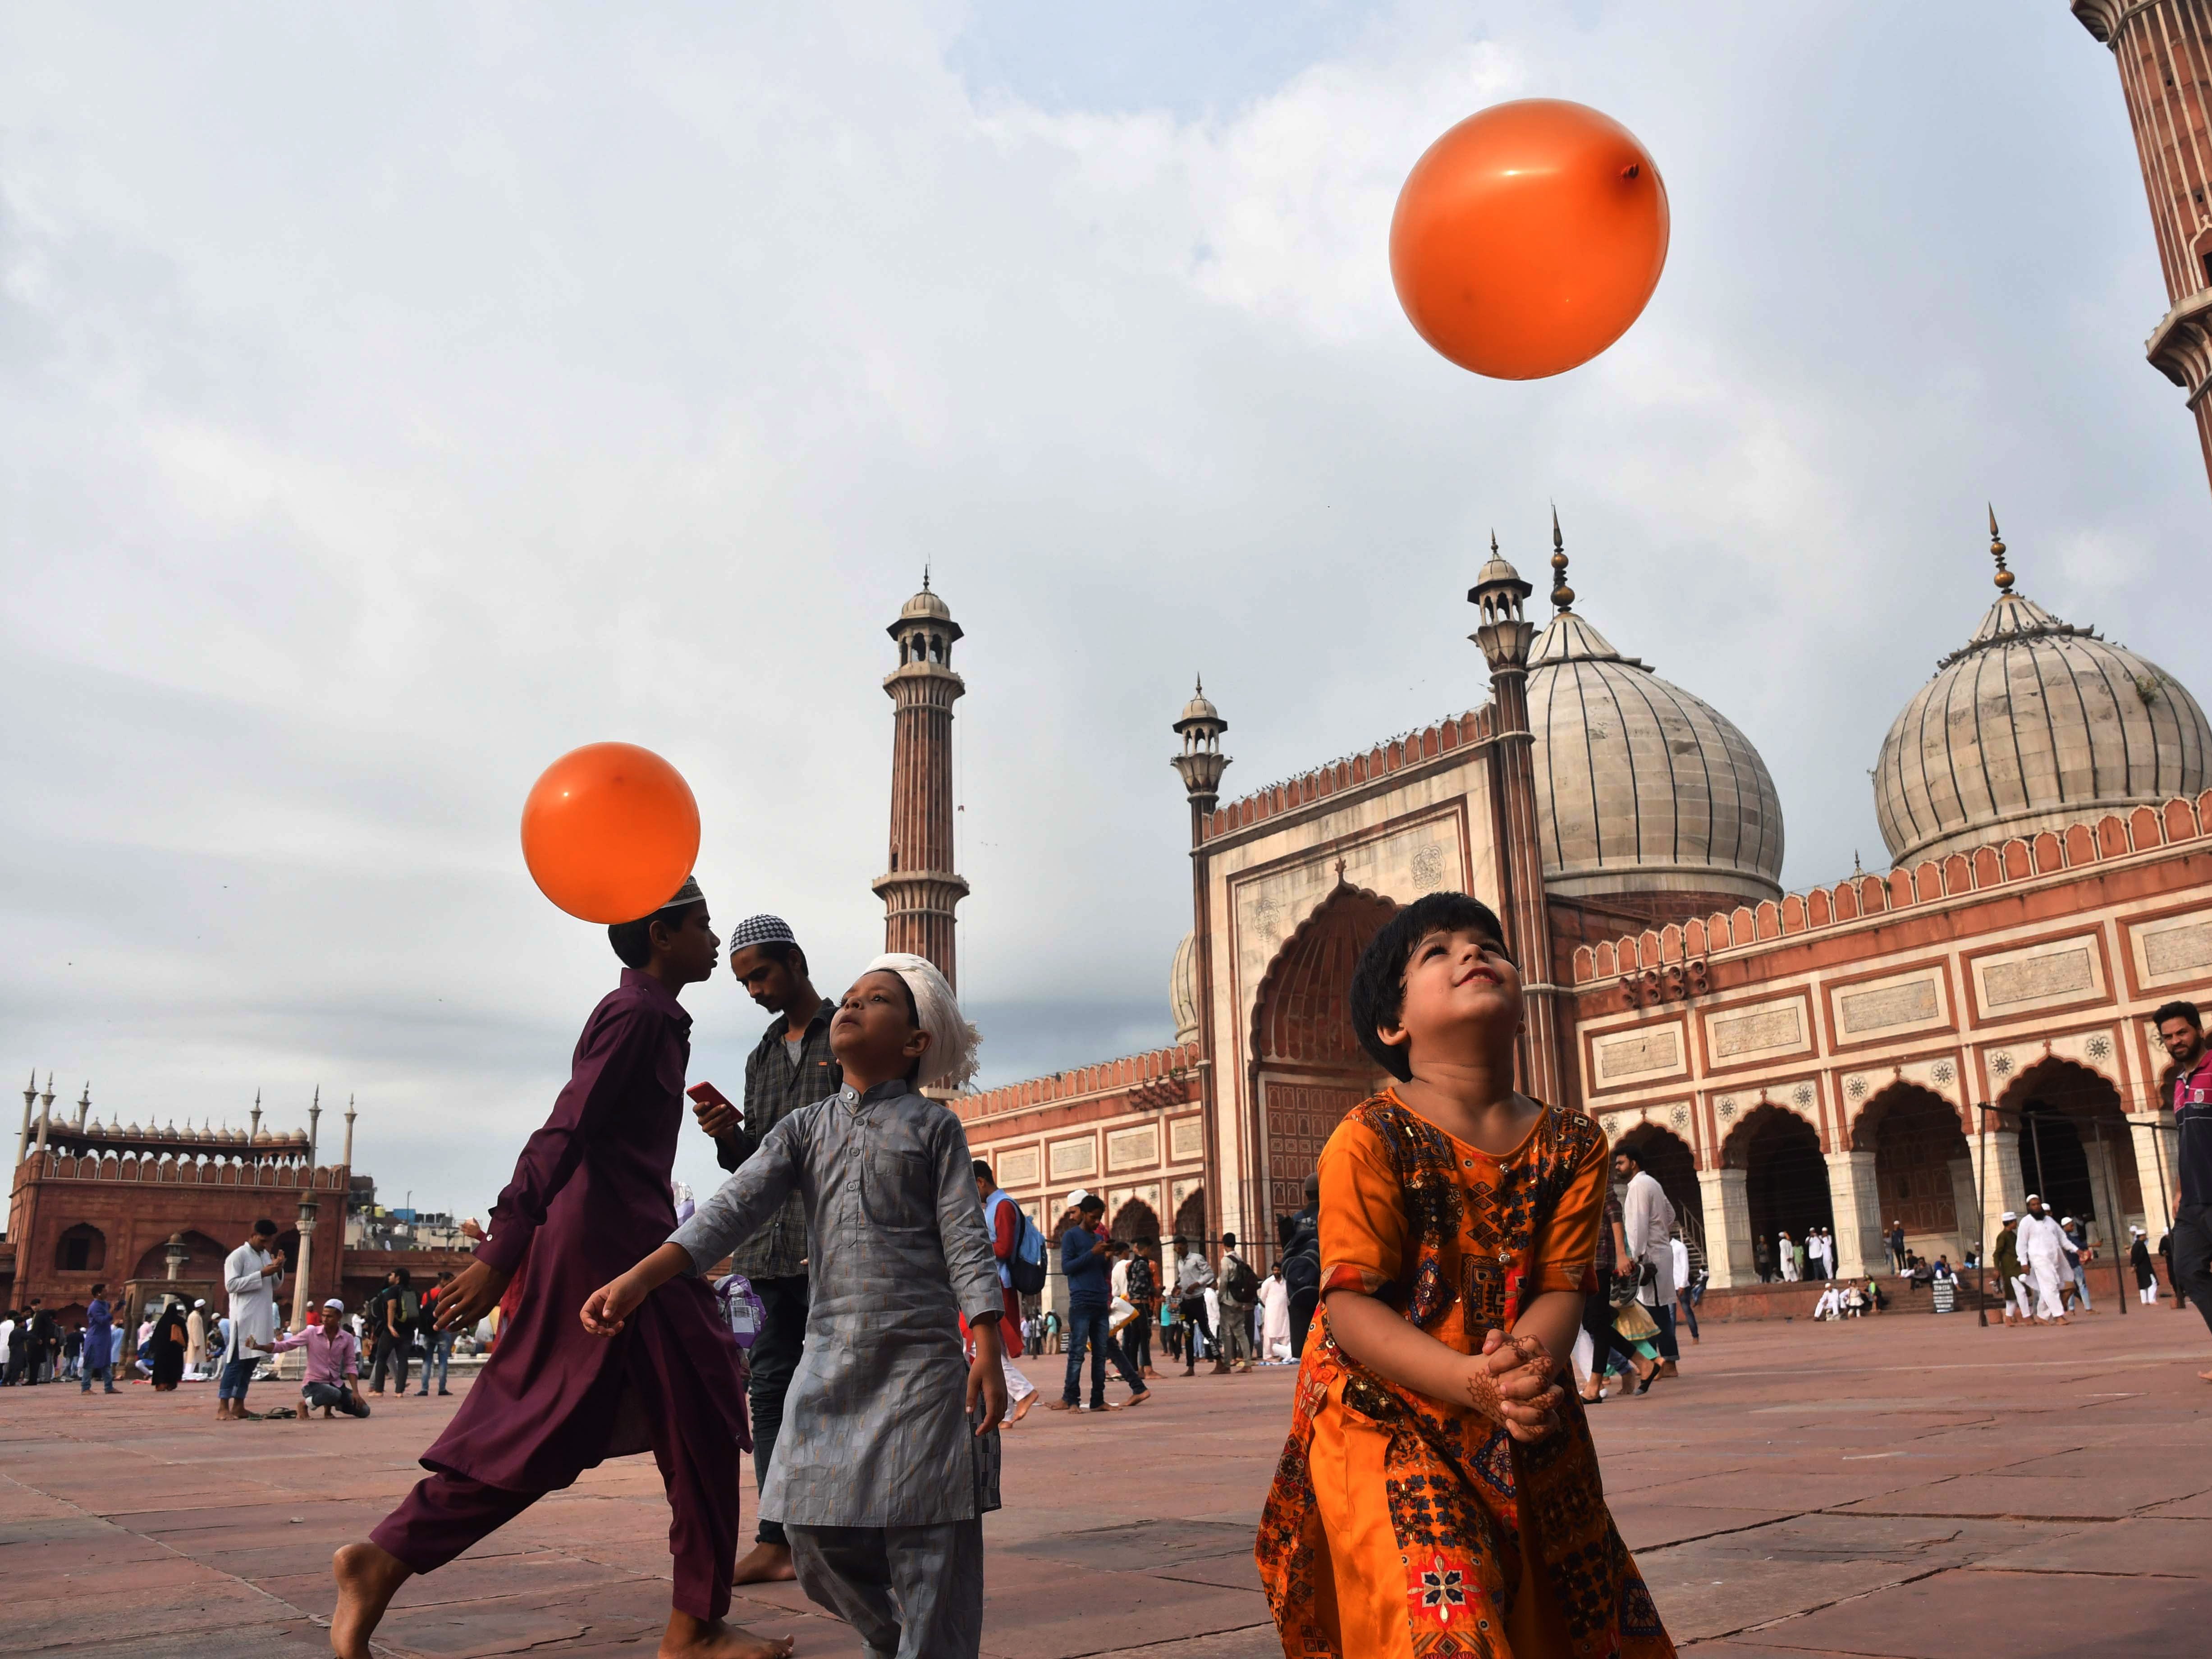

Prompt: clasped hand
[1462,1329,1562,1443]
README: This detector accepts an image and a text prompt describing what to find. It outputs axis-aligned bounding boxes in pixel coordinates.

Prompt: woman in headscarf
[148,1300,190,1390]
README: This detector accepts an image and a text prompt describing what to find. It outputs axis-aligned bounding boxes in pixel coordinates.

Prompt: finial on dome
[921,560,931,594]
[1549,504,1574,612]
[1988,504,2013,591]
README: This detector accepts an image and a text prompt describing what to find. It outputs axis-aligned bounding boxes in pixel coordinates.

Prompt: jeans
[1120,1311,1151,1374]
[2169,1205,2212,1337]
[747,1274,810,1549]
[416,1331,454,1393]
[80,1361,114,1394]
[1218,1301,1253,1365]
[368,1332,411,1394]
[2067,1263,2093,1311]
[1649,1301,1679,1362]
[304,1380,371,1417]
[1676,1291,1699,1341]
[1580,1270,1642,1378]
[1061,1306,1146,1407]
[217,1355,258,1402]
[1176,1296,1213,1367]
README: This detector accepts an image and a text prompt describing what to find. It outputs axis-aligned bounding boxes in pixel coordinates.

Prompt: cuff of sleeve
[475,1227,529,1276]
[1532,1266,1596,1296]
[1320,1262,1388,1295]
[667,1218,720,1277]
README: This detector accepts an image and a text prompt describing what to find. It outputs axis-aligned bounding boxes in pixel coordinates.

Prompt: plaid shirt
[715,998,840,1279]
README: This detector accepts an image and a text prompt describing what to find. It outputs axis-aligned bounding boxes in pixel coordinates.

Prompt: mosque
[930,9,2212,1311]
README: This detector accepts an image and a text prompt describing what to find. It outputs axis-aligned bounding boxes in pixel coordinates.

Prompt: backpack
[1225,1254,1261,1304]
[987,1192,1049,1295]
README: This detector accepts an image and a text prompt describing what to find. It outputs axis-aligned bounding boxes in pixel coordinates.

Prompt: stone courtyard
[2,1313,2209,1658]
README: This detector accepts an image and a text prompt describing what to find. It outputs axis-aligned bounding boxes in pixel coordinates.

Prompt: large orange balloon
[1390,99,1668,380]
[520,742,701,924]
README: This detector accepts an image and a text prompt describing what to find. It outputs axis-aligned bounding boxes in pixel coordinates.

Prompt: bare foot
[729,1540,797,1585]
[331,1540,412,1658]
[2197,1367,2212,1383]
[1007,1393,1034,1424]
[659,1611,794,1659]
[1044,1398,1075,1412]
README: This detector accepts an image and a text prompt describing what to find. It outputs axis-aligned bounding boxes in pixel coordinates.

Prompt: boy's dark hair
[2154,999,2203,1031]
[1348,892,1511,1081]
[90,1282,105,1295]
[1078,1194,1105,1216]
[392,1268,412,1288]
[971,1159,994,1182]
[252,1218,278,1237]
[608,901,707,970]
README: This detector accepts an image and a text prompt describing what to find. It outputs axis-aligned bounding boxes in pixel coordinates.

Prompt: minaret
[2073,1,2212,494]
[343,1093,357,1168]
[1470,526,1565,1107]
[872,573,970,986]
[1172,679,1231,1261]
[308,1085,322,1169]
[1170,678,1232,837]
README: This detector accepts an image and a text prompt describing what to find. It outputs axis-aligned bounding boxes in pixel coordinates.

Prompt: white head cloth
[864,952,980,1091]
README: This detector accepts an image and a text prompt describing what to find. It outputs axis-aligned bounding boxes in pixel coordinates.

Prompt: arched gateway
[1250,884,1397,1255]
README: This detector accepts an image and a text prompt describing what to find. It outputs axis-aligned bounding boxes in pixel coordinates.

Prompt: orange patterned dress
[1255,1091,1672,1659]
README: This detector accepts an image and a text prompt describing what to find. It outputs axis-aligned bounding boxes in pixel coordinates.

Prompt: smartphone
[687,1081,735,1112]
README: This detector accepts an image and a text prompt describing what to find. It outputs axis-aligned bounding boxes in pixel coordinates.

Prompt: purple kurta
[418,968,747,1493]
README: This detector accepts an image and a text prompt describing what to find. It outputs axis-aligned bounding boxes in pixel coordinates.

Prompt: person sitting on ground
[274,1299,371,1420]
[1842,1284,1866,1318]
[1255,891,1669,1658]
[1813,1283,1843,1321]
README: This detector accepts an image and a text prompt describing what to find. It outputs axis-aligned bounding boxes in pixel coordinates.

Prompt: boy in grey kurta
[586,952,1007,1659]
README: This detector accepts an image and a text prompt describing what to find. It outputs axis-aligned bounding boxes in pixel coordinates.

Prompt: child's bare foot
[659,1611,794,1659]
[729,1540,797,1585]
[1007,1393,1034,1424]
[330,1541,411,1658]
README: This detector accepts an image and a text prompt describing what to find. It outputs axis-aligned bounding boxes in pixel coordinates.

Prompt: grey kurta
[670,1078,1003,1527]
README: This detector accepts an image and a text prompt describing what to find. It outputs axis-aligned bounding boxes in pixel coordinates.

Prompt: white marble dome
[1527,605,1785,906]
[1874,539,2210,866]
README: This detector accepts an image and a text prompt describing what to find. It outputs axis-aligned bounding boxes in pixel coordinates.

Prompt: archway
[1250,882,1397,1254]
[1111,1199,1161,1248]
[1856,1084,1970,1265]
[1615,1124,1702,1256]
[1173,1188,1206,1247]
[127,1229,228,1283]
[2001,1058,2140,1246]
[1725,1104,1832,1277]
[53,1222,106,1273]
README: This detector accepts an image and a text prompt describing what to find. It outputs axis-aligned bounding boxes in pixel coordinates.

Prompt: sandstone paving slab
[1152,1552,1265,1594]
[0,1576,294,1656]
[1632,1513,2084,1645]
[1062,1629,1281,1659]
[1004,1519,1257,1571]
[2143,1489,2212,1519]
[1609,1500,1797,1552]
[1966,1515,2212,1577]
[256,1547,655,1621]
[1834,1470,2209,1519]
[88,1620,335,1659]
[1996,1444,2212,1485]
[1737,1567,2212,1659]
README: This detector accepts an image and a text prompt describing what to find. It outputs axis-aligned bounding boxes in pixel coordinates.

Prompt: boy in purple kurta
[333,880,793,1659]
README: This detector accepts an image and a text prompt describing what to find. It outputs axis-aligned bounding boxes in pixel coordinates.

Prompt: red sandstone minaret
[2074,0,2212,493]
[872,574,968,986]
[1470,527,1566,1107]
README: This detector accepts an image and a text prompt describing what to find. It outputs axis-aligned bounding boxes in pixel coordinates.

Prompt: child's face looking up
[1378,925,1522,1067]
[829,969,931,1089]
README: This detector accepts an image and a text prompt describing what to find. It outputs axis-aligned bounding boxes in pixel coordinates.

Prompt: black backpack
[1225,1254,1261,1304]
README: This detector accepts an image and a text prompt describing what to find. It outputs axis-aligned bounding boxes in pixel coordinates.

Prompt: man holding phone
[687,913,839,1586]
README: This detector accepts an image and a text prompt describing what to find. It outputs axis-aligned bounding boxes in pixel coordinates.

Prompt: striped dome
[1874,577,2210,865]
[1527,609,1785,905]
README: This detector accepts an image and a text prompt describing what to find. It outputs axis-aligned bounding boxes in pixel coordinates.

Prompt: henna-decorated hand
[1463,1329,1565,1442]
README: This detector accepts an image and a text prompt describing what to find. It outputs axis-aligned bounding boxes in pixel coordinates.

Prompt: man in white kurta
[2018,1198,2071,1324]
[1616,1146,1679,1370]
[220,1220,284,1419]
[184,1300,208,1380]
[1778,1232,1799,1281]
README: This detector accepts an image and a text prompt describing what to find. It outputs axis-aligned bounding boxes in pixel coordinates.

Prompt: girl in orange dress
[1255,893,1672,1659]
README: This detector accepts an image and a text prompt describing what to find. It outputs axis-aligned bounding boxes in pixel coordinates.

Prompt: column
[1696,1167,1756,1290]
[1823,1150,1883,1279]
[1946,1158,1980,1265]
[2127,1113,2176,1242]
[1972,1127,2025,1254]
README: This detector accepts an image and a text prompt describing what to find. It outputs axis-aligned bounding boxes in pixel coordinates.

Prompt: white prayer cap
[2061,1216,2075,1226]
[322,1297,345,1311]
[192,1299,206,1307]
[2024,1192,2040,1203]
[863,953,980,1089]
[1066,1188,1093,1210]
[2001,1210,2017,1222]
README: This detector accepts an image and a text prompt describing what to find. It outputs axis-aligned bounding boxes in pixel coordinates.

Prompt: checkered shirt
[715,998,841,1280]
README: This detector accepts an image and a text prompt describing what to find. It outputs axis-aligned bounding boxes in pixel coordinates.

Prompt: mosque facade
[944,514,2210,1316]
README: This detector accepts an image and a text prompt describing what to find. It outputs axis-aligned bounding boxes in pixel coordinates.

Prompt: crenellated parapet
[1203,707,1495,842]
[1571,791,2212,989]
[956,1042,1202,1122]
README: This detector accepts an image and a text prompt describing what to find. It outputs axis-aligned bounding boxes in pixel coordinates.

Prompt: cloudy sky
[3,3,2200,1218]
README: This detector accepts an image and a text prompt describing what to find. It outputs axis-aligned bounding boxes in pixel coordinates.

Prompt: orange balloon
[1390,99,1669,380]
[520,742,701,925]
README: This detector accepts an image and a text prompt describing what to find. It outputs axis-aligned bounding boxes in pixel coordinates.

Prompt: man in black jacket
[1281,1173,1321,1359]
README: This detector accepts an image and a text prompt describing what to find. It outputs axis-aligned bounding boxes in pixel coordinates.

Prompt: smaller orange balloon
[1391,99,1669,380]
[520,742,701,925]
